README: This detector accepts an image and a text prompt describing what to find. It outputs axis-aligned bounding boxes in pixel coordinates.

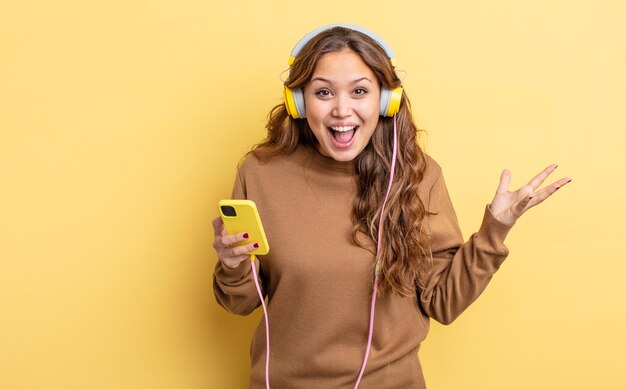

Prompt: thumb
[496,169,511,194]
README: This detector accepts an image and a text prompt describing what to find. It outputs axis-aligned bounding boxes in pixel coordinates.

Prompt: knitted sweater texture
[213,146,512,388]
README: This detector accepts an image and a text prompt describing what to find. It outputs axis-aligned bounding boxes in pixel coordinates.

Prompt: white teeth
[330,126,356,132]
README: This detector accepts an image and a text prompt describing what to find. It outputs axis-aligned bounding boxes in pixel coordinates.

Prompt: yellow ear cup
[284,87,306,119]
[386,86,403,117]
[284,87,299,119]
[379,86,404,117]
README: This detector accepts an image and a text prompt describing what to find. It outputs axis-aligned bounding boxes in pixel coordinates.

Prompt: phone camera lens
[220,205,237,217]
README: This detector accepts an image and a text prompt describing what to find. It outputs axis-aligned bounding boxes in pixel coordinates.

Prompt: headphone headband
[288,24,397,67]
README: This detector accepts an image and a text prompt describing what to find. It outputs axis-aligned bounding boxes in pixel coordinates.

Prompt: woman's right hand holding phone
[212,217,259,269]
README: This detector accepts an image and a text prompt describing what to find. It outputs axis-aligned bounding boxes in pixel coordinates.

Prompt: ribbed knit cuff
[216,258,253,284]
[476,205,513,251]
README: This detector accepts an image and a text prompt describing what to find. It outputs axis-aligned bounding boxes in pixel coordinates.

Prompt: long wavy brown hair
[249,27,432,296]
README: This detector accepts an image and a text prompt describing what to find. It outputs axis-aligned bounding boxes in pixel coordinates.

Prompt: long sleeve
[418,167,513,325]
[212,148,504,387]
[212,169,266,316]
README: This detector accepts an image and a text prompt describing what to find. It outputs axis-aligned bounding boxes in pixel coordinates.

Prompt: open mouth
[328,125,358,148]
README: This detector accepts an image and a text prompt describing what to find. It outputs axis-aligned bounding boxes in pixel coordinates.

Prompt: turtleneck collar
[300,145,355,174]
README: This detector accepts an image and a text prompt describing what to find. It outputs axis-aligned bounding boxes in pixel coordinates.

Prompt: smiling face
[303,49,381,162]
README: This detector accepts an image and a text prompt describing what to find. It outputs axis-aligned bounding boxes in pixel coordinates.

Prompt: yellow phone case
[218,199,270,256]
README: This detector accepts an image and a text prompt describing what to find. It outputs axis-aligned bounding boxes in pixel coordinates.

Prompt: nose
[332,93,352,118]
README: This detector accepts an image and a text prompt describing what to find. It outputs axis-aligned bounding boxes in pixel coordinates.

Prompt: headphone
[283,24,404,119]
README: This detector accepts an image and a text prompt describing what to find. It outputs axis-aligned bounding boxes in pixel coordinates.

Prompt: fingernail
[253,243,259,248]
[243,233,249,239]
[567,179,572,183]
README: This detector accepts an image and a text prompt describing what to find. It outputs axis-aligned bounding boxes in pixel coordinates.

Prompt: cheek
[305,107,327,140]
[360,103,381,140]
[306,112,325,132]
[360,109,380,127]
[357,98,380,120]
[304,101,326,125]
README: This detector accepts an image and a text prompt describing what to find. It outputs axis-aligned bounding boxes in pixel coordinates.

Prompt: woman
[212,25,570,388]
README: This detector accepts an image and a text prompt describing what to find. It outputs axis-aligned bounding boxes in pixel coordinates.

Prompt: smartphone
[218,199,270,256]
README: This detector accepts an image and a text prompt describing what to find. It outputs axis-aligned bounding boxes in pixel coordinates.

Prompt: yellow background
[1,0,625,388]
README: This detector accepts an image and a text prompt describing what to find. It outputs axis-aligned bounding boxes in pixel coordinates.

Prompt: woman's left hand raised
[489,164,572,226]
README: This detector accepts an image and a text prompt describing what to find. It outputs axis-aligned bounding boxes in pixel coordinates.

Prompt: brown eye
[315,89,332,98]
[354,88,368,96]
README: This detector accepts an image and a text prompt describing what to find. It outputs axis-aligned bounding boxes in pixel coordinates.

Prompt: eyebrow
[310,76,373,84]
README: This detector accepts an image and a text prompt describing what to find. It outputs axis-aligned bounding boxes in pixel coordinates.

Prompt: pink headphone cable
[354,114,399,388]
[250,255,271,389]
